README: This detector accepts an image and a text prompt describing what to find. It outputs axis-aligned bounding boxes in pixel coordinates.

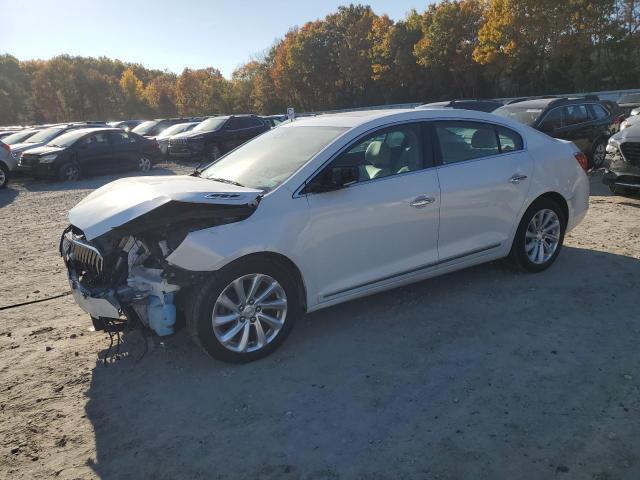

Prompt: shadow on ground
[84,246,640,480]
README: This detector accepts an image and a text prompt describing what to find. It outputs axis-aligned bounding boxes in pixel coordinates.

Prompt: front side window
[563,105,589,125]
[435,121,499,164]
[84,133,109,146]
[325,123,427,183]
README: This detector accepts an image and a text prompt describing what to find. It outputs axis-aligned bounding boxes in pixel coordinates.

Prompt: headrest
[471,129,497,149]
[365,140,391,168]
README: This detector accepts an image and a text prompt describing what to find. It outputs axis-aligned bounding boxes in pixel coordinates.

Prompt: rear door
[556,104,593,153]
[108,131,139,171]
[77,132,113,175]
[435,120,532,261]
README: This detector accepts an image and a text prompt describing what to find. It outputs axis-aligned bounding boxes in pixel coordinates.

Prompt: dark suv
[167,115,269,161]
[494,98,617,168]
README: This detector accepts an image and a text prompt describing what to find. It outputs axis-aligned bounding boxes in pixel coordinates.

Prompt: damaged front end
[61,197,259,336]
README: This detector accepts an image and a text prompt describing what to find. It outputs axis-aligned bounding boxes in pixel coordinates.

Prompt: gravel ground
[0,167,639,480]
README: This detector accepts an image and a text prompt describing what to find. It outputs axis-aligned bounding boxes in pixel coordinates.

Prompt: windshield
[157,123,195,138]
[192,117,228,133]
[618,94,640,104]
[46,129,92,147]
[25,126,65,143]
[132,120,157,135]
[201,126,347,190]
[2,129,38,145]
[493,106,543,125]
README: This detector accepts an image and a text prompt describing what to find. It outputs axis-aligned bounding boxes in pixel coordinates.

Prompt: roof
[279,108,523,129]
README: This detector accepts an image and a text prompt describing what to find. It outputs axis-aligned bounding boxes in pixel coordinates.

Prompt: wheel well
[228,252,308,311]
[532,192,569,225]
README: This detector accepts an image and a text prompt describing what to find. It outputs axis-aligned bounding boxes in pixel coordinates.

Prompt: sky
[2,0,430,78]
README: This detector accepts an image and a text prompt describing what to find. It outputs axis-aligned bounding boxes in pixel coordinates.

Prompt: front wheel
[508,198,566,272]
[0,162,9,188]
[186,257,301,363]
[58,162,80,182]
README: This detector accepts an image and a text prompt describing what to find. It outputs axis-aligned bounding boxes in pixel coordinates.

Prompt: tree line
[1,0,639,126]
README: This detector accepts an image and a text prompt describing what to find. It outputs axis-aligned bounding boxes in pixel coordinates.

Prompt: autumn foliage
[1,1,639,125]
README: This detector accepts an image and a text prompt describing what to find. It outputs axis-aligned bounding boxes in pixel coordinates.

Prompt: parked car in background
[0,130,21,139]
[493,97,616,168]
[152,121,200,156]
[261,115,287,128]
[132,118,192,138]
[603,123,640,195]
[617,93,640,117]
[61,108,589,362]
[18,128,161,181]
[107,120,144,131]
[168,115,269,161]
[8,123,108,174]
[0,141,14,188]
[416,99,504,112]
[1,128,41,145]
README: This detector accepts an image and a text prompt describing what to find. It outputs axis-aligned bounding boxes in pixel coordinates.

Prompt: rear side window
[435,121,499,164]
[496,126,523,152]
[589,104,609,120]
[563,105,590,125]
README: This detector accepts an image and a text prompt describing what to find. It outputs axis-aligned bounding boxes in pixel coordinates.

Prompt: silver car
[0,140,15,188]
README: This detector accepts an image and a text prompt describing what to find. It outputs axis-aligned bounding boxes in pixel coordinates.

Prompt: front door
[304,122,441,302]
[77,132,113,175]
[108,131,139,171]
[434,120,533,261]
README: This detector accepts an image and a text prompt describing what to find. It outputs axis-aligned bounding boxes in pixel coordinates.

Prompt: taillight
[613,115,622,125]
[574,152,589,172]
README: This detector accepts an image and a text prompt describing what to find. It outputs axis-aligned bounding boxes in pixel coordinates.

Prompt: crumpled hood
[612,123,640,142]
[69,175,263,240]
[10,141,46,154]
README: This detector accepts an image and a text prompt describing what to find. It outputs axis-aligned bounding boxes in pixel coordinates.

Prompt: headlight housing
[39,154,58,163]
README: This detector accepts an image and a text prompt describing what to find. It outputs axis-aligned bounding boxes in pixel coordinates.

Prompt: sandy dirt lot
[1,166,639,480]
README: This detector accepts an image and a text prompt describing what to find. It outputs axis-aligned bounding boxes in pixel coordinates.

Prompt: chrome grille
[63,233,104,276]
[620,142,640,166]
[169,137,189,145]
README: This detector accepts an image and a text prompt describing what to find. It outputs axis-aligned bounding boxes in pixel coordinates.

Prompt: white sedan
[61,108,589,362]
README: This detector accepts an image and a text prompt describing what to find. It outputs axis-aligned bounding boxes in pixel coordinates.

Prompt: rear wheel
[591,139,607,169]
[138,156,152,172]
[508,198,566,272]
[58,162,80,182]
[0,163,9,188]
[186,257,301,363]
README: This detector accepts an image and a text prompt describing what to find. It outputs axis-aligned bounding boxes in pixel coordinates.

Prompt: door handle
[509,174,528,184]
[410,195,436,208]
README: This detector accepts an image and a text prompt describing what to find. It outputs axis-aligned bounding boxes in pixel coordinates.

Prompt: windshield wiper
[207,177,246,188]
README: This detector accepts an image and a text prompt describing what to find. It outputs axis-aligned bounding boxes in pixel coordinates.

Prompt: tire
[57,162,80,182]
[590,139,607,170]
[508,198,566,273]
[0,162,9,189]
[138,156,152,172]
[186,257,301,363]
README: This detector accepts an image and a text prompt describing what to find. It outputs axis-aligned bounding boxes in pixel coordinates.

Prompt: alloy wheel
[212,273,288,353]
[593,143,606,169]
[62,165,80,181]
[0,168,6,188]
[139,157,152,171]
[525,209,561,264]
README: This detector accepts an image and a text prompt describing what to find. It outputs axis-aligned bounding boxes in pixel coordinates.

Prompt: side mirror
[308,166,359,193]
